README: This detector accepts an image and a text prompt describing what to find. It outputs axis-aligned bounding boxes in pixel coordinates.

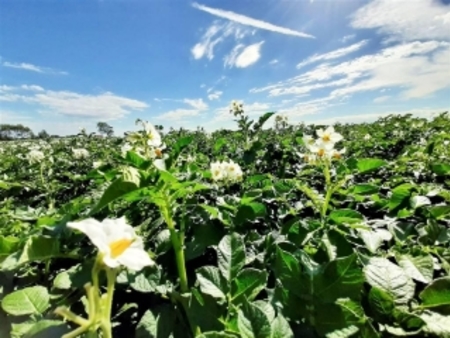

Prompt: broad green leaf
[196,266,228,299]
[421,311,450,336]
[0,236,19,260]
[270,315,294,338]
[359,229,392,254]
[214,138,227,153]
[231,268,267,303]
[217,233,246,282]
[430,163,450,176]
[430,205,450,220]
[329,209,364,225]
[1,286,49,316]
[396,254,434,284]
[198,333,237,338]
[368,287,395,319]
[325,326,359,338]
[364,257,415,305]
[388,184,414,211]
[315,254,364,302]
[24,320,69,338]
[135,305,177,338]
[237,300,272,338]
[419,277,450,310]
[356,159,387,174]
[90,177,140,214]
[352,184,379,195]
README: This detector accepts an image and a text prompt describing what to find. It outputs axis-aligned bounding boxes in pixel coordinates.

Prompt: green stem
[100,269,117,338]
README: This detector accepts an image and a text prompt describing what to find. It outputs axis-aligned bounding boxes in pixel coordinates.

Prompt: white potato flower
[121,143,133,157]
[142,121,162,147]
[67,217,154,271]
[364,134,371,141]
[223,160,243,182]
[309,142,334,159]
[93,161,103,169]
[302,135,316,150]
[72,148,89,159]
[316,126,343,146]
[27,150,45,164]
[211,161,226,181]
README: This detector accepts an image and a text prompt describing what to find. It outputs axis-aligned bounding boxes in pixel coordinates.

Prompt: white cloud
[373,95,391,103]
[0,86,148,120]
[191,21,251,60]
[192,2,314,39]
[269,59,279,65]
[155,109,201,121]
[306,107,450,125]
[251,41,450,99]
[208,91,223,100]
[2,61,68,75]
[350,0,450,42]
[224,41,264,68]
[341,34,356,43]
[297,40,368,69]
[183,98,208,110]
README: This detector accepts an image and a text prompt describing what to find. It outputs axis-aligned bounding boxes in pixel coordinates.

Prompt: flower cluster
[26,149,45,164]
[72,148,90,159]
[230,100,244,117]
[210,160,243,183]
[123,120,166,160]
[299,126,345,164]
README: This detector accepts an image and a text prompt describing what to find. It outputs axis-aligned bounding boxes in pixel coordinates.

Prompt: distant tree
[0,124,34,140]
[37,129,50,139]
[97,122,114,137]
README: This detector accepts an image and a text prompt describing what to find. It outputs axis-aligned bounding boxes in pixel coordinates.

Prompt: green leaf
[325,326,359,338]
[90,177,140,214]
[231,268,267,303]
[421,311,450,336]
[368,287,395,319]
[315,254,364,303]
[198,333,238,338]
[217,233,246,282]
[237,300,272,338]
[196,266,228,299]
[352,184,380,195]
[420,277,450,311]
[388,184,414,211]
[430,163,450,176]
[214,138,227,153]
[356,159,387,174]
[125,151,149,169]
[1,286,49,316]
[24,320,70,338]
[329,209,364,225]
[270,315,294,338]
[396,254,434,284]
[0,235,19,260]
[253,112,276,132]
[430,205,450,220]
[364,257,415,305]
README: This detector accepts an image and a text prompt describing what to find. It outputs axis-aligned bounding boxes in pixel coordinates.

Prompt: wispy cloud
[184,98,208,110]
[155,109,201,121]
[192,2,314,39]
[2,61,68,75]
[224,41,264,68]
[373,95,391,103]
[251,41,450,99]
[191,21,251,60]
[0,86,148,119]
[340,34,356,43]
[350,0,450,42]
[208,90,223,100]
[297,40,368,69]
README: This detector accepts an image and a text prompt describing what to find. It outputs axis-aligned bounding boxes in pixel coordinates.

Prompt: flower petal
[117,248,154,271]
[67,218,109,252]
[102,255,121,269]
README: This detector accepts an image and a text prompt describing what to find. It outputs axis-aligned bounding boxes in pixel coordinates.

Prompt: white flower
[67,217,154,271]
[72,148,89,159]
[331,147,346,160]
[364,134,371,141]
[211,161,226,181]
[223,160,243,182]
[302,135,316,150]
[316,126,343,146]
[93,161,103,169]
[148,144,166,159]
[309,142,334,159]
[142,121,162,147]
[27,150,45,164]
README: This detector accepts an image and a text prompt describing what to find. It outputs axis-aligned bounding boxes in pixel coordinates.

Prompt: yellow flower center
[214,169,221,176]
[155,148,162,157]
[109,238,133,258]
[322,135,331,142]
[333,152,341,159]
[318,149,325,157]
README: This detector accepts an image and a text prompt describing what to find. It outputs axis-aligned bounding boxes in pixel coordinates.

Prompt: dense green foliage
[0,110,449,338]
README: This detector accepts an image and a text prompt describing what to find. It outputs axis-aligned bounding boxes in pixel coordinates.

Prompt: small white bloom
[302,135,316,150]
[142,121,162,147]
[93,161,103,169]
[72,148,89,159]
[210,161,226,181]
[26,150,45,164]
[121,143,133,157]
[309,142,334,159]
[316,126,343,146]
[67,217,154,271]
[364,134,371,141]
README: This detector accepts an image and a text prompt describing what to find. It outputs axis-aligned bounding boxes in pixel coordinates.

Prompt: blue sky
[1,0,450,136]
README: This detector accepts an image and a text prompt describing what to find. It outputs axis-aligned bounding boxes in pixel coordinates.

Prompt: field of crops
[1,108,450,338]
